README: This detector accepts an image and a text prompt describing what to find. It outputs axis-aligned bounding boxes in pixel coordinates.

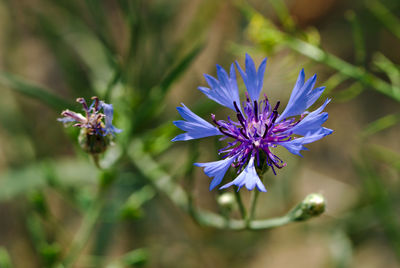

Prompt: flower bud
[289,193,326,221]
[217,192,236,210]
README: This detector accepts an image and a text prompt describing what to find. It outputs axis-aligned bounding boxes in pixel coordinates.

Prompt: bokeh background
[0,0,400,267]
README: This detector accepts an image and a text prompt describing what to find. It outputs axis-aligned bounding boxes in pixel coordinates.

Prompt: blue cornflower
[172,54,332,192]
[58,96,121,154]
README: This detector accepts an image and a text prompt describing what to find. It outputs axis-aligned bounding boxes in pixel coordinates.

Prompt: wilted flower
[58,96,121,154]
[172,54,332,192]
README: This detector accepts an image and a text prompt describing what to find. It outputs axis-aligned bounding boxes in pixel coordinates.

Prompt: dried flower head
[58,96,121,154]
[172,54,332,192]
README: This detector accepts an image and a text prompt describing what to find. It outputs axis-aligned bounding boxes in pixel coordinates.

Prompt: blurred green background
[0,0,400,267]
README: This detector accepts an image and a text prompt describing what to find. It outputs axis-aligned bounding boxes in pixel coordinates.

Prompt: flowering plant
[173,54,332,192]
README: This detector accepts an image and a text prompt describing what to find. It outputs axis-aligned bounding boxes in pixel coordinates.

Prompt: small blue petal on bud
[100,101,122,136]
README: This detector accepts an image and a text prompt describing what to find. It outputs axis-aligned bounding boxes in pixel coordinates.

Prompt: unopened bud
[217,192,236,210]
[289,193,326,221]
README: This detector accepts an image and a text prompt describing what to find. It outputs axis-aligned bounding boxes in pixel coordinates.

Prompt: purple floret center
[211,95,301,174]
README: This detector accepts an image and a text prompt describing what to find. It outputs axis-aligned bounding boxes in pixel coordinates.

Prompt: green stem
[249,215,292,230]
[247,167,267,225]
[92,154,101,169]
[234,190,247,220]
[247,189,260,226]
[104,69,121,103]
[283,36,400,101]
[239,2,400,101]
[128,139,313,232]
[367,0,400,40]
[193,208,292,231]
[0,247,12,268]
[62,190,106,268]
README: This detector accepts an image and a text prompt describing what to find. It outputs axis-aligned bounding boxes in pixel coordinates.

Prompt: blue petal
[199,64,241,111]
[277,70,325,122]
[235,54,267,102]
[284,98,332,136]
[172,103,221,141]
[279,130,331,156]
[289,68,305,101]
[195,156,236,190]
[100,101,122,135]
[220,157,267,192]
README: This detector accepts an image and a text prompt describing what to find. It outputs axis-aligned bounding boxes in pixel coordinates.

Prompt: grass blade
[0,72,72,110]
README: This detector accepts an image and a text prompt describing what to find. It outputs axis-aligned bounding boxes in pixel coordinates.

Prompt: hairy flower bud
[78,128,110,154]
[289,193,326,221]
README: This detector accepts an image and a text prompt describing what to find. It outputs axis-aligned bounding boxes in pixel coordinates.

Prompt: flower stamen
[253,100,258,122]
[240,128,249,139]
[271,101,280,124]
[262,124,269,138]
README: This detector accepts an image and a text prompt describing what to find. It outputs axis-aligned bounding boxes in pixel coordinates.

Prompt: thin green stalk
[128,139,324,232]
[247,189,260,226]
[249,215,292,230]
[62,190,106,268]
[247,167,268,225]
[345,10,366,65]
[283,36,400,101]
[104,69,121,103]
[0,247,12,268]
[355,156,400,260]
[234,190,247,220]
[268,0,295,32]
[367,0,400,40]
[91,154,101,170]
[361,113,400,138]
[193,209,292,231]
[239,2,400,101]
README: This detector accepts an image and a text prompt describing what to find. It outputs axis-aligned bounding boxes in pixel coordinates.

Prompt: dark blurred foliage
[0,0,400,267]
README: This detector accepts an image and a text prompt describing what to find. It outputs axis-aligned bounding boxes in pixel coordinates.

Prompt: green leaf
[107,248,148,268]
[34,14,94,96]
[243,5,400,102]
[0,159,98,202]
[372,52,400,87]
[159,42,204,93]
[367,0,400,40]
[334,82,364,102]
[0,72,72,110]
[322,72,349,96]
[361,113,400,138]
[0,247,12,268]
[83,0,116,57]
[0,165,47,202]
[130,43,204,131]
[121,248,148,267]
[269,0,296,32]
[120,186,155,220]
[366,144,400,171]
[345,10,366,65]
[355,156,400,258]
